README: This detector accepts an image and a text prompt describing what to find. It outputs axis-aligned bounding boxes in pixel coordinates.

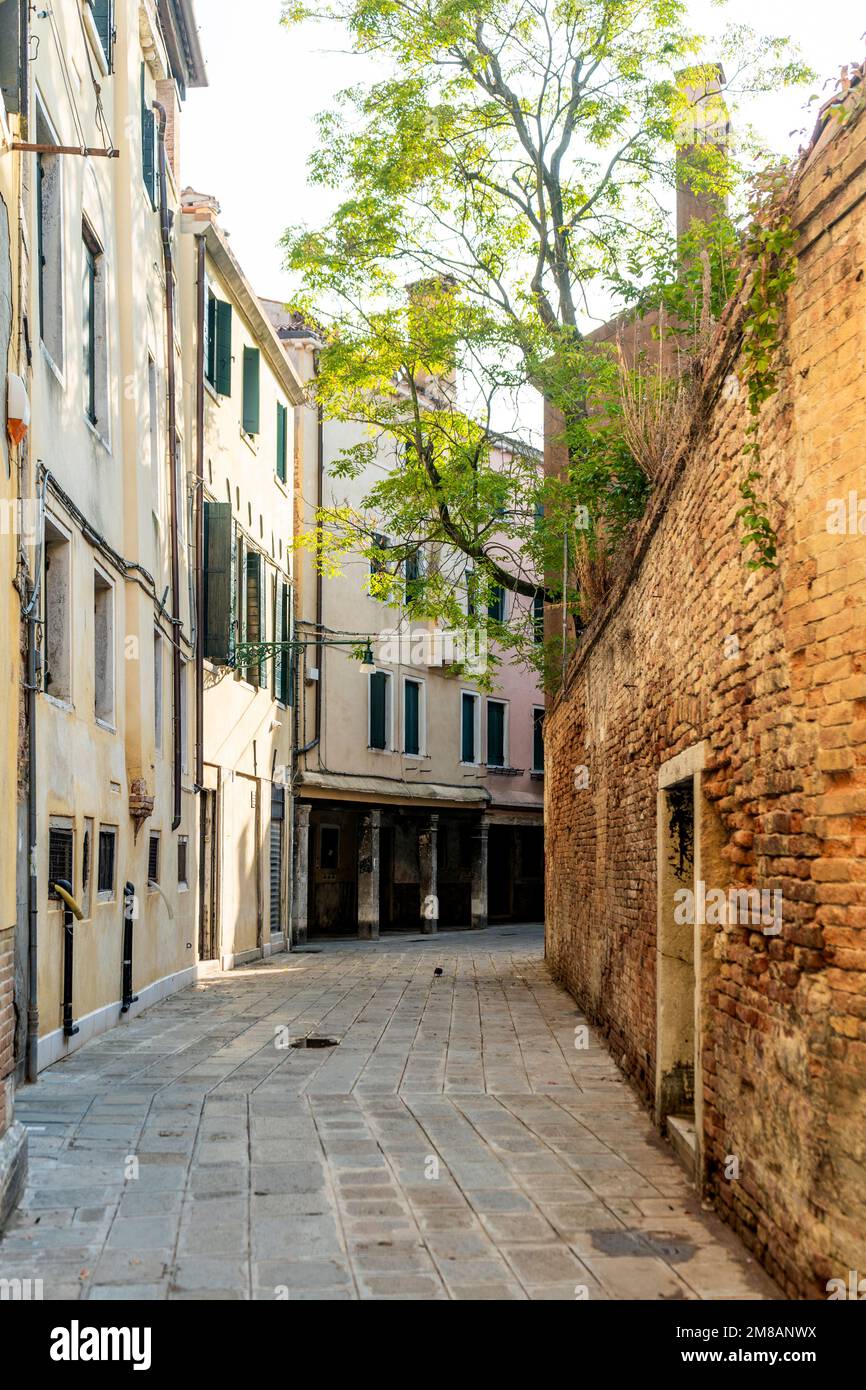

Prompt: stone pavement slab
[0,924,779,1302]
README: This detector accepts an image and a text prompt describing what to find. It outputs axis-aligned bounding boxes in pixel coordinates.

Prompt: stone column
[292,803,311,947]
[419,814,439,934]
[471,814,489,930]
[357,809,381,940]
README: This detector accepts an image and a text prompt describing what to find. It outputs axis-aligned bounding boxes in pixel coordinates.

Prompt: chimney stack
[674,64,729,247]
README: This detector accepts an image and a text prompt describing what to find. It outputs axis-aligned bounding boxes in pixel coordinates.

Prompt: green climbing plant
[735,172,799,571]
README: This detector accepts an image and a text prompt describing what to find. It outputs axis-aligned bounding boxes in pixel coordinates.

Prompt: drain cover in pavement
[290,1035,339,1049]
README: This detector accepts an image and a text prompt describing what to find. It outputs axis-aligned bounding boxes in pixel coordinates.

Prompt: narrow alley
[0,926,776,1301]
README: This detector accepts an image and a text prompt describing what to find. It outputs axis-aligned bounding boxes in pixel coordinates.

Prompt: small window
[43,519,71,701]
[488,585,506,623]
[487,699,506,768]
[97,827,116,899]
[532,707,545,773]
[147,833,160,885]
[177,835,189,888]
[141,64,158,207]
[370,532,390,580]
[93,568,115,725]
[404,550,425,603]
[205,289,232,395]
[276,403,288,483]
[242,346,260,435]
[533,590,544,644]
[153,629,163,751]
[319,825,340,871]
[404,679,422,756]
[82,219,108,435]
[87,1,115,71]
[48,825,73,900]
[244,550,264,687]
[369,670,391,750]
[36,107,63,370]
[461,692,479,764]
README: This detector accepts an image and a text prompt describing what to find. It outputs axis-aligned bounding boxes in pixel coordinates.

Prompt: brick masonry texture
[544,97,866,1298]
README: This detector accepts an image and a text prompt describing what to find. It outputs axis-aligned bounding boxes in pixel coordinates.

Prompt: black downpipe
[194,234,207,957]
[153,103,183,831]
[121,882,139,1014]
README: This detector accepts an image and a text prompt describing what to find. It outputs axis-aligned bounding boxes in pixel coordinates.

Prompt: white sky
[183,0,865,305]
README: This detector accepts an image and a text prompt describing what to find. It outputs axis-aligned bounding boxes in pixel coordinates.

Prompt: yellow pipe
[52,884,84,920]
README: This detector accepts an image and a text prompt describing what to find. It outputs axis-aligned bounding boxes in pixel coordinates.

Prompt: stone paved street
[0,925,778,1300]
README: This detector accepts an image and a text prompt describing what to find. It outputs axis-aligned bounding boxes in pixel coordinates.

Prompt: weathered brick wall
[545,97,866,1298]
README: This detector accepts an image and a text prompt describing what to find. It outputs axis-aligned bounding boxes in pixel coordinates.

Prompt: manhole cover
[290,1035,339,1049]
[292,948,323,954]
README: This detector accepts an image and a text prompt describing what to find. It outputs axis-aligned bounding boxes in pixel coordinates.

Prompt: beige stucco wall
[179,230,295,964]
[28,1,198,1065]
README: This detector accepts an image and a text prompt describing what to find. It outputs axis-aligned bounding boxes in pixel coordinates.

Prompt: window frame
[460,690,481,766]
[96,825,117,903]
[93,564,116,729]
[486,697,508,769]
[368,668,393,752]
[402,675,425,758]
[48,818,74,904]
[532,705,545,774]
[177,834,190,890]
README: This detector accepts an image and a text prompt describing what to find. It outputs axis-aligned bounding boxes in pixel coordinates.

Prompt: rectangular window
[147,833,160,885]
[274,576,291,705]
[404,679,422,756]
[369,670,390,750]
[43,519,71,701]
[488,585,506,622]
[487,699,506,768]
[534,590,544,643]
[87,1,115,70]
[533,707,545,773]
[461,691,479,764]
[319,825,340,871]
[179,658,189,775]
[205,290,232,395]
[242,346,260,435]
[153,629,163,751]
[244,550,263,686]
[97,827,116,899]
[370,532,389,579]
[48,824,73,901]
[36,107,63,369]
[177,835,189,888]
[93,568,115,725]
[82,220,108,435]
[404,549,425,603]
[465,565,476,618]
[141,64,157,207]
[276,403,288,483]
[81,817,94,918]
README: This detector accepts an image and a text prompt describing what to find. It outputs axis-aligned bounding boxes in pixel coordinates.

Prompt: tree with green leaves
[281,0,811,682]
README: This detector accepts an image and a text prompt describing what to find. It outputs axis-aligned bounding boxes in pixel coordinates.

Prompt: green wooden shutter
[370,672,388,749]
[91,1,114,69]
[236,531,247,664]
[276,404,288,482]
[141,65,157,207]
[487,701,505,767]
[215,300,232,396]
[404,681,420,756]
[203,502,234,663]
[461,693,475,763]
[242,347,260,434]
[243,549,264,686]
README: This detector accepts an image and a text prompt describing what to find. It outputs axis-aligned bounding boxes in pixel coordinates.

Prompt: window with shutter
[487,700,506,767]
[242,347,260,435]
[89,0,114,70]
[369,671,389,750]
[215,299,232,395]
[488,585,506,622]
[274,578,291,705]
[203,502,235,663]
[245,550,264,686]
[276,403,288,482]
[404,680,421,756]
[533,708,545,773]
[141,65,157,208]
[461,692,478,763]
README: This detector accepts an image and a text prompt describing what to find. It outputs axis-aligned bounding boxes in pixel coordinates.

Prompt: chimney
[181,188,222,224]
[674,64,729,247]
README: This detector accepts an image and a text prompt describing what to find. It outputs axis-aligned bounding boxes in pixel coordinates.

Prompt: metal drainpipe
[194,233,206,950]
[23,472,46,1081]
[296,381,323,758]
[154,102,182,831]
